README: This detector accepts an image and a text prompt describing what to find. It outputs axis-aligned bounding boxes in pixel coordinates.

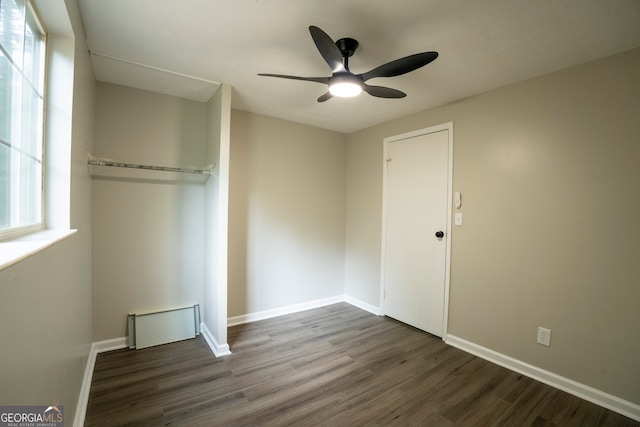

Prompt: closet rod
[88,157,213,175]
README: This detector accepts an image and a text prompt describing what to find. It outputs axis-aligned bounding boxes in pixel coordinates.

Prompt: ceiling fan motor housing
[336,38,359,58]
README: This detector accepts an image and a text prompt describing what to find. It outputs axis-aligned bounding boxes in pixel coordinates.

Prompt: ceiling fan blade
[309,26,346,73]
[362,84,406,99]
[359,51,438,81]
[317,92,334,102]
[258,73,330,84]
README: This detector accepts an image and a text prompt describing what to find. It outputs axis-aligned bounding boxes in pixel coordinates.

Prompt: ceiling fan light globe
[329,82,362,97]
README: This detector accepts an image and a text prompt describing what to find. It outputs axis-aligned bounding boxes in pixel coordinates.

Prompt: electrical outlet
[537,327,551,347]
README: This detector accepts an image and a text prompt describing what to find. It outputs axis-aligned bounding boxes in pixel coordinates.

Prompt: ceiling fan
[259,25,438,102]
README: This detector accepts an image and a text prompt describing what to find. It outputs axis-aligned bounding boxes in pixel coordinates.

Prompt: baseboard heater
[128,304,200,349]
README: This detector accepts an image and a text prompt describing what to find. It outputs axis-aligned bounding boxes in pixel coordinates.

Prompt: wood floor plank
[84,303,638,426]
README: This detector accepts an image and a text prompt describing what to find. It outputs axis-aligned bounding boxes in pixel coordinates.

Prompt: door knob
[435,231,444,238]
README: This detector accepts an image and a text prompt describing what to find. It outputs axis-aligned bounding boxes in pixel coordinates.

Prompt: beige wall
[229,110,347,317]
[0,0,95,423]
[203,84,232,348]
[91,83,207,340]
[345,48,640,404]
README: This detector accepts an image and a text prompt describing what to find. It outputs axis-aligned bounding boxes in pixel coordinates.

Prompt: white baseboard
[344,295,382,316]
[227,295,347,326]
[92,336,128,353]
[73,337,127,427]
[227,295,382,327]
[445,334,640,422]
[201,323,232,357]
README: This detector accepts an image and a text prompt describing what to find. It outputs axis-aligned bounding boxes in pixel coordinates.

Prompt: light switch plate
[454,212,463,226]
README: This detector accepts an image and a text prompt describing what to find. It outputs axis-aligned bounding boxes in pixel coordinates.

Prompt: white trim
[442,123,453,341]
[201,323,232,357]
[227,295,382,326]
[445,334,640,422]
[227,296,346,327]
[380,122,454,339]
[73,338,127,427]
[92,337,128,353]
[380,139,389,311]
[343,295,382,316]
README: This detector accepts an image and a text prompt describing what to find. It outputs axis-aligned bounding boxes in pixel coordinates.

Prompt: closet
[90,82,231,355]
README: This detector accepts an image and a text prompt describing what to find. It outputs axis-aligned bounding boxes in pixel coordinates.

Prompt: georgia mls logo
[0,405,64,426]
[44,406,63,422]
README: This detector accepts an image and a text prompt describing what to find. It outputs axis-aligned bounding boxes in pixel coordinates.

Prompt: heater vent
[128,304,200,349]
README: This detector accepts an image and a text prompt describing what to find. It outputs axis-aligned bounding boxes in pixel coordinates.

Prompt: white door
[382,126,451,336]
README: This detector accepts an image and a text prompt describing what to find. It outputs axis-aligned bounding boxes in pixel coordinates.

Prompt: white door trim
[380,122,453,340]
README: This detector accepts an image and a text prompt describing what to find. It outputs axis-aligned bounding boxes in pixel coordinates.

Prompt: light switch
[454,212,463,226]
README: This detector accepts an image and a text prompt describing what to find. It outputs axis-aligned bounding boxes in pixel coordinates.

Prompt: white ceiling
[77,0,640,134]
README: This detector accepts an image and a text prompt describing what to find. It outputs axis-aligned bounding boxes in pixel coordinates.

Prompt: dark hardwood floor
[85,303,637,426]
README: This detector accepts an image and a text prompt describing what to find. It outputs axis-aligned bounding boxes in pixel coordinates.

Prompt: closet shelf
[87,154,215,183]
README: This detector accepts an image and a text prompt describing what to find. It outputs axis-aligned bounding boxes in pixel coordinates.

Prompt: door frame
[380,122,453,339]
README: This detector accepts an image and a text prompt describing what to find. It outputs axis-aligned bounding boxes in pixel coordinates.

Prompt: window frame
[0,0,47,241]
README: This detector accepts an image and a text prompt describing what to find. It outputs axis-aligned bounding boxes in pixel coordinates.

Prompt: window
[0,0,46,239]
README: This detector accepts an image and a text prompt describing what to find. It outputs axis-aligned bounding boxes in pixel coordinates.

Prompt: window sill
[0,229,77,271]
